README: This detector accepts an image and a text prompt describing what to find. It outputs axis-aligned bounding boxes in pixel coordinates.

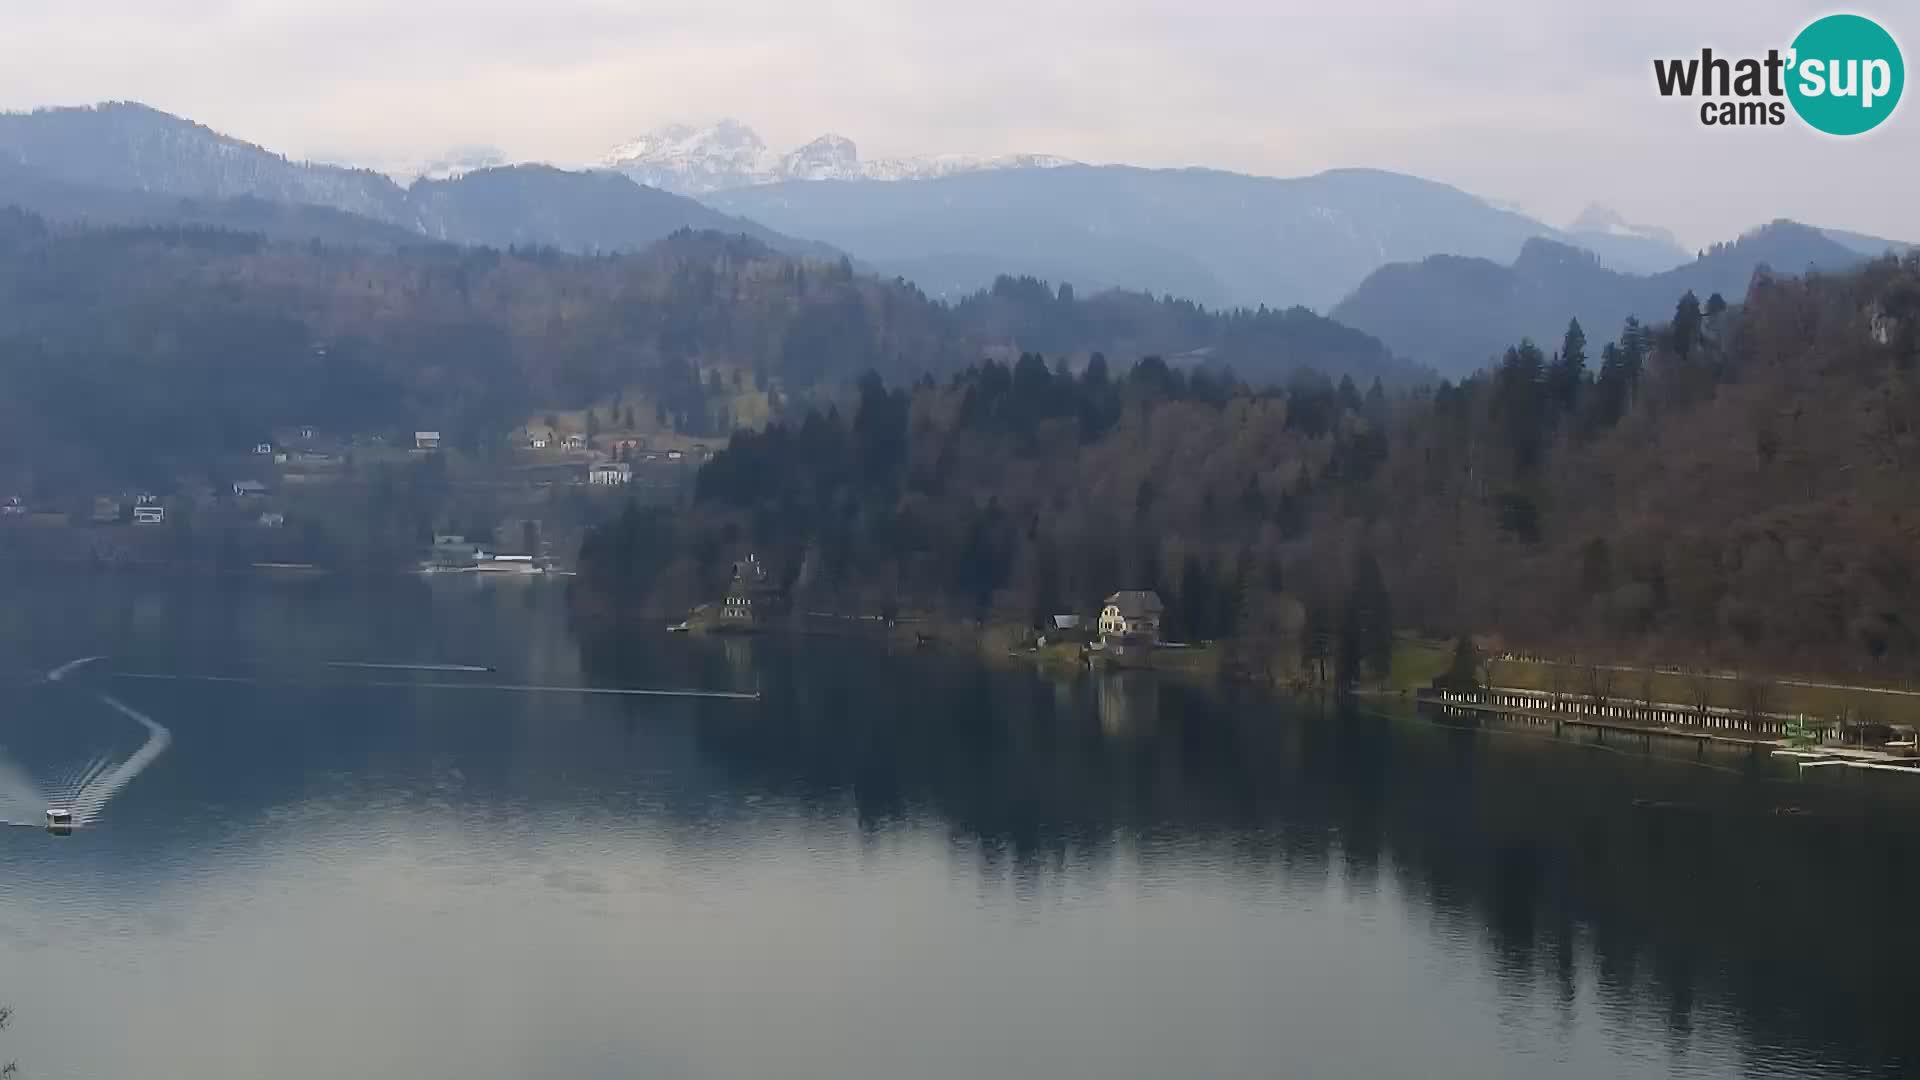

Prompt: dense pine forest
[579,253,1920,681]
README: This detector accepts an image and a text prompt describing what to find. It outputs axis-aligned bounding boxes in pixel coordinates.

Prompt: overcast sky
[0,1,1911,248]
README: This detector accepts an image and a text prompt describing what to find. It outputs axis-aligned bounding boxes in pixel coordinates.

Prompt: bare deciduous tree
[1735,673,1778,732]
[1583,660,1615,712]
[1686,669,1716,726]
[1547,658,1574,712]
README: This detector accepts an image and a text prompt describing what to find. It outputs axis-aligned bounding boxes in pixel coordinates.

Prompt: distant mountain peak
[779,133,861,181]
[412,145,509,182]
[595,119,1076,194]
[1569,204,1681,247]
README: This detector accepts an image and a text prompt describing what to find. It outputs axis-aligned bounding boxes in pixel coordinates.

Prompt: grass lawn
[1386,637,1454,692]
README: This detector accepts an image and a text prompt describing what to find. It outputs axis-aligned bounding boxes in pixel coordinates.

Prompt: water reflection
[0,570,1914,1079]
[1096,670,1159,736]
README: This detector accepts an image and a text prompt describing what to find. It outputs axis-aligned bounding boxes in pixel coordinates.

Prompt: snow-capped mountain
[1563,203,1690,274]
[1568,204,1681,248]
[595,119,1076,194]
[412,144,510,182]
[0,103,835,259]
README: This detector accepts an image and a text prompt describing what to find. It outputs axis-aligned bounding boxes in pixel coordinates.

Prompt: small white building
[133,496,165,525]
[253,442,274,455]
[589,462,632,486]
[415,431,442,450]
[258,511,286,528]
[562,434,588,451]
[233,480,269,498]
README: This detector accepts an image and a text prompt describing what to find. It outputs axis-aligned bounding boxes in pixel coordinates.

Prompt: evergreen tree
[1547,318,1588,413]
[1671,290,1703,360]
[1442,635,1482,692]
[1084,352,1110,389]
[1618,317,1650,402]
[1337,373,1364,415]
[1177,554,1212,640]
[1494,340,1548,471]
[1342,549,1394,682]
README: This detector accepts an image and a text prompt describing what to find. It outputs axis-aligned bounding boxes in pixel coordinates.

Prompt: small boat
[46,807,74,835]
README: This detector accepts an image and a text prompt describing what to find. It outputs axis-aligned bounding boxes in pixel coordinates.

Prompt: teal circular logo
[1787,14,1904,135]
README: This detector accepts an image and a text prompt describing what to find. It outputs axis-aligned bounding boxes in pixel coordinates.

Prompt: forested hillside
[580,254,1920,681]
[0,211,1411,491]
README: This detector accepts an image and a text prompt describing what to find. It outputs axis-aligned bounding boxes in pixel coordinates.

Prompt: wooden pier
[1416,687,1783,753]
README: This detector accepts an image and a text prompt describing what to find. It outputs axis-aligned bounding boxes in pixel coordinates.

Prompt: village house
[132,495,165,525]
[561,433,588,451]
[720,553,785,628]
[2,496,25,516]
[253,442,274,456]
[431,533,479,568]
[588,462,632,486]
[1099,590,1164,652]
[257,511,285,528]
[232,480,269,498]
[415,431,441,451]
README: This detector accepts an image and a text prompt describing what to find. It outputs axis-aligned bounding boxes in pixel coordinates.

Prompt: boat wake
[1,656,172,831]
[46,655,104,683]
[58,694,172,825]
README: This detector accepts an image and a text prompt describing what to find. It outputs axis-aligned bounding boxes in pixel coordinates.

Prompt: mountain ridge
[595,118,1076,194]
[0,103,833,259]
[1330,220,1874,376]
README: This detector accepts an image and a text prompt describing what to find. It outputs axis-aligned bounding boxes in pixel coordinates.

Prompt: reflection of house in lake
[720,553,786,628]
[720,634,759,688]
[1096,670,1160,736]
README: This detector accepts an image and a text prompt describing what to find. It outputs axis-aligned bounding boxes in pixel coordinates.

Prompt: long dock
[1418,687,1783,753]
[1417,687,1920,774]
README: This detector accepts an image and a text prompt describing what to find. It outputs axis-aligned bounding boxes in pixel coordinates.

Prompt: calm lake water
[1,572,1916,1079]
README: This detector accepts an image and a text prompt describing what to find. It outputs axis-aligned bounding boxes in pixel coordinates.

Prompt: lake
[1,571,1916,1079]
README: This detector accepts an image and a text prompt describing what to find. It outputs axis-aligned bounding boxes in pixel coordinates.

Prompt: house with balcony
[719,553,786,629]
[1098,590,1163,654]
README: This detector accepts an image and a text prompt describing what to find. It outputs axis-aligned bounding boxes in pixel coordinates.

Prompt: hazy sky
[0,0,1912,247]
